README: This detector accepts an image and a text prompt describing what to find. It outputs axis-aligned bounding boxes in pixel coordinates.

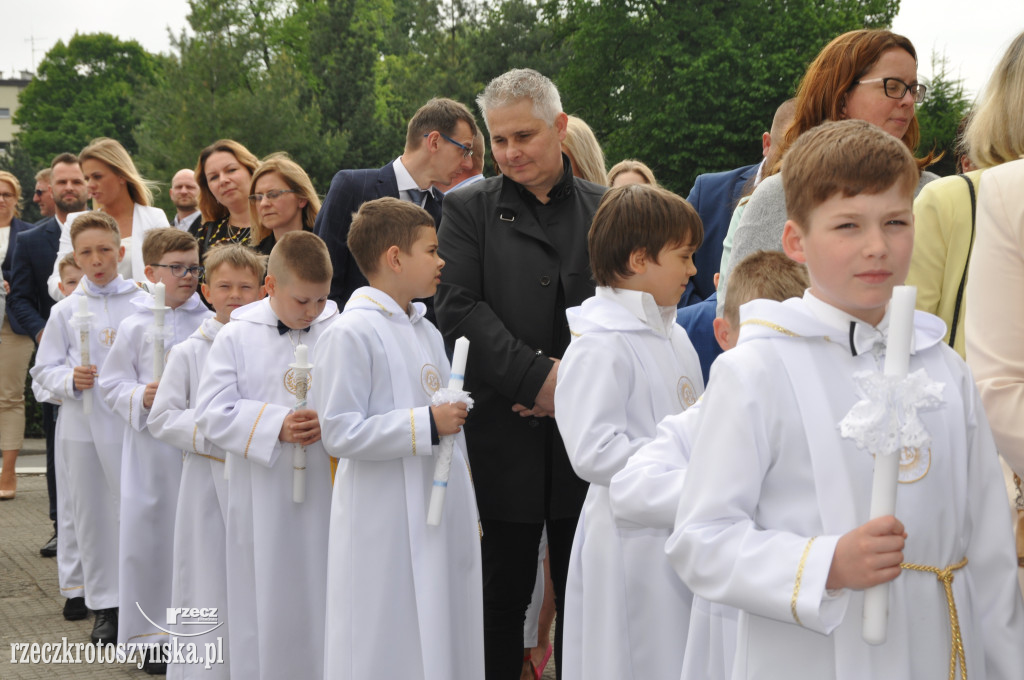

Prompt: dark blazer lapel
[496,178,551,247]
[377,162,400,199]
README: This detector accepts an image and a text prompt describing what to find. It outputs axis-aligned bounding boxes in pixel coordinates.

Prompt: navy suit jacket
[315,162,402,306]
[675,291,720,385]
[680,162,759,307]
[3,217,42,337]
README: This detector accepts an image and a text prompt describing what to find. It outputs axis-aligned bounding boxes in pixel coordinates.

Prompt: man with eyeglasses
[443,129,487,194]
[7,153,89,586]
[33,168,56,221]
[315,97,477,311]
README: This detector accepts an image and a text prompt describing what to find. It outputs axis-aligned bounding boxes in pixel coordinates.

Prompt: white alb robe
[99,292,211,649]
[316,287,484,680]
[148,316,228,680]
[609,401,740,680]
[195,297,337,680]
[555,287,703,680]
[667,294,1024,680]
[31,275,147,610]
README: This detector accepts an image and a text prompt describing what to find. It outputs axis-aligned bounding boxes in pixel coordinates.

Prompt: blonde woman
[908,30,1024,357]
[562,115,608,185]
[607,159,658,188]
[47,138,169,299]
[249,154,321,255]
[0,171,39,498]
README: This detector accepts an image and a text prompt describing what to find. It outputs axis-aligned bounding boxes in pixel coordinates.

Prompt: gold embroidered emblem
[421,364,441,395]
[677,376,697,408]
[284,368,312,396]
[898,446,931,483]
[99,327,117,347]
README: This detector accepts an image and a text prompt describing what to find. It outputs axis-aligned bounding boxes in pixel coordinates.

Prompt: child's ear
[201,282,211,300]
[628,248,648,275]
[58,281,68,296]
[385,245,402,272]
[258,285,267,299]
[781,221,807,264]
[144,264,158,284]
[264,274,277,297]
[117,245,126,263]
[713,317,734,352]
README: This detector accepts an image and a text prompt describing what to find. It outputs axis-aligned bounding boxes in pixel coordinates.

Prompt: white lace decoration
[430,387,475,411]
[839,368,944,456]
[144,324,175,343]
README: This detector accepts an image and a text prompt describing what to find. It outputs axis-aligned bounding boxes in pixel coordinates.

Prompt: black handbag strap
[948,174,976,348]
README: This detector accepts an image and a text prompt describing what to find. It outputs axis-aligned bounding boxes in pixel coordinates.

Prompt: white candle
[863,285,916,645]
[449,336,470,392]
[291,344,312,503]
[152,282,167,380]
[427,336,471,526]
[76,296,93,415]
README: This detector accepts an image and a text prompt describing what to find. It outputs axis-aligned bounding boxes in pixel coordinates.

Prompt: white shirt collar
[393,156,424,192]
[596,286,677,336]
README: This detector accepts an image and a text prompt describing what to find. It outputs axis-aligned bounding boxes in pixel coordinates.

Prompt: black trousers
[43,402,57,529]
[481,516,578,680]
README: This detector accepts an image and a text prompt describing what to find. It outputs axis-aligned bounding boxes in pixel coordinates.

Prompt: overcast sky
[2,1,1022,98]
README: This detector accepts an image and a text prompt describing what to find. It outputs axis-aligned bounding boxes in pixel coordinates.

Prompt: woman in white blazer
[47,137,168,300]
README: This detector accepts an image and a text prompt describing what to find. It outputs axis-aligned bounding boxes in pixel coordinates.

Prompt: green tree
[134,0,347,205]
[554,0,900,194]
[916,52,972,177]
[13,33,159,168]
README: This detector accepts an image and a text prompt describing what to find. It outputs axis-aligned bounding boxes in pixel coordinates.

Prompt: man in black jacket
[436,68,606,680]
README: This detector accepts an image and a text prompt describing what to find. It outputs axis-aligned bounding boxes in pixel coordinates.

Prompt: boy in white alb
[667,120,1024,680]
[148,244,266,680]
[34,254,90,622]
[554,184,704,680]
[608,250,808,680]
[98,228,211,669]
[315,197,483,680]
[195,231,337,680]
[31,211,148,645]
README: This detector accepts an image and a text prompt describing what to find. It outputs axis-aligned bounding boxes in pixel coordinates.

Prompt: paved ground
[2,444,558,678]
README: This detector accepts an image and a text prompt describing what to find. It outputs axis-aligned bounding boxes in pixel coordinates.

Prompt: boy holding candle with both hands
[313,197,483,680]
[98,227,211,670]
[31,212,149,646]
[148,243,266,680]
[665,120,1024,680]
[195,231,337,680]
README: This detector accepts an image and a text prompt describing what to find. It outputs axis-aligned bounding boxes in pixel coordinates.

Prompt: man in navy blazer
[680,161,759,306]
[7,154,88,560]
[315,97,478,307]
[679,98,797,307]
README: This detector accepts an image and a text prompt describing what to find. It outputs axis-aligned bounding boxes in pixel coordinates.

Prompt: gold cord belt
[900,556,969,680]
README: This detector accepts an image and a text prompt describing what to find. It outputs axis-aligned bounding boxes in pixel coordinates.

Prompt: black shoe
[90,607,118,645]
[142,661,167,675]
[40,532,58,557]
[63,596,88,621]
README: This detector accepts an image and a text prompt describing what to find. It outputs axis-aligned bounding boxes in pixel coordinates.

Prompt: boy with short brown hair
[97,227,210,668]
[553,183,704,680]
[196,230,337,680]
[31,211,148,645]
[315,196,484,680]
[149,243,266,678]
[667,119,1024,680]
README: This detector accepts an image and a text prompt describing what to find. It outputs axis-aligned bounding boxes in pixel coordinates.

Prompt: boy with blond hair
[98,227,210,668]
[315,197,483,680]
[554,183,705,680]
[31,211,149,645]
[666,119,1024,680]
[196,231,337,680]
[149,244,266,679]
[609,249,808,680]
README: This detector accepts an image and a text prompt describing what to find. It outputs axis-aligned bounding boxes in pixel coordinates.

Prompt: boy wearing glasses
[98,227,211,671]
